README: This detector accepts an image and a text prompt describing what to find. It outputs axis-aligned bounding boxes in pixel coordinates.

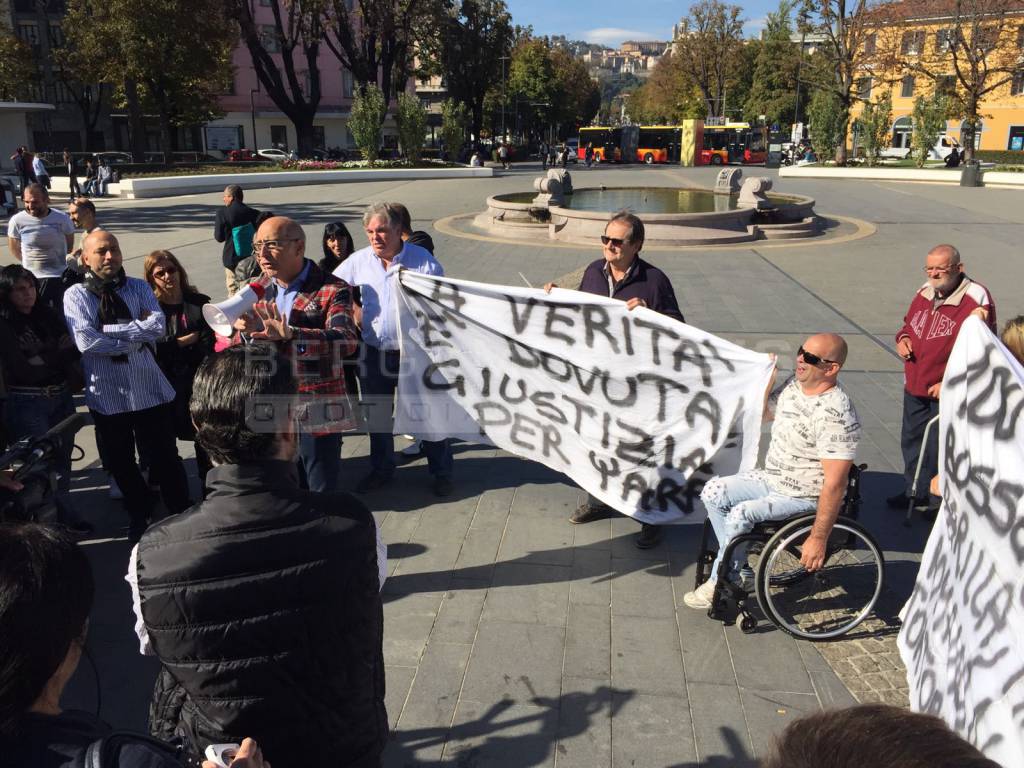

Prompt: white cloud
[581,27,669,46]
[742,16,768,37]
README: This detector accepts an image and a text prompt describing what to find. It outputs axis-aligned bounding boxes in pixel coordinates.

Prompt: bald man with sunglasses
[683,333,862,610]
[544,210,683,549]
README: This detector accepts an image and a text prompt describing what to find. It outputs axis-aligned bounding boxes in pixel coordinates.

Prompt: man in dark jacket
[129,345,388,768]
[544,210,684,549]
[213,185,260,296]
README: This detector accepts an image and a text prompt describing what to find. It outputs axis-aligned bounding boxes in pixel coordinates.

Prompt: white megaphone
[202,281,268,336]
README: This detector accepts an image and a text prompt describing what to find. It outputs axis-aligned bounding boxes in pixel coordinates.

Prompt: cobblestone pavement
[4,164,1021,764]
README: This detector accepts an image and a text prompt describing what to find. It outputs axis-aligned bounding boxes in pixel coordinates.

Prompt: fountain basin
[472,186,819,246]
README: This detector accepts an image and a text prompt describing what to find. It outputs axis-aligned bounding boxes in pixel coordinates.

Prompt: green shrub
[975,150,1024,164]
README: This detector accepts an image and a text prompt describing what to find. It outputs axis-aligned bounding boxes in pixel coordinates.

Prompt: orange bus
[699,122,766,165]
[578,125,639,163]
[636,126,682,163]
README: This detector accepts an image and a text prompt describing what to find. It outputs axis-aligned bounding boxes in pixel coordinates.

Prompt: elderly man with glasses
[233,216,359,493]
[886,244,995,518]
[683,333,862,610]
[544,209,684,549]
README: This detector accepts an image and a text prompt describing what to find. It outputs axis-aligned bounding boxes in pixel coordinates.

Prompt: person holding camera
[0,522,269,768]
[0,265,90,533]
[127,345,388,768]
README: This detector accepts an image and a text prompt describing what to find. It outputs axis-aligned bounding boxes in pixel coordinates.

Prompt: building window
[260,25,281,53]
[48,22,64,48]
[342,69,353,99]
[313,125,325,150]
[270,124,288,148]
[864,33,876,55]
[1018,25,1024,49]
[857,77,872,100]
[935,28,955,51]
[1012,69,1024,96]
[900,75,915,98]
[259,0,273,5]
[15,21,40,46]
[973,26,997,52]
[900,30,924,55]
[937,75,957,97]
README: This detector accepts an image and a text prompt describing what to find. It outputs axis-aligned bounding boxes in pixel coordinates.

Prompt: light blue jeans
[701,470,816,583]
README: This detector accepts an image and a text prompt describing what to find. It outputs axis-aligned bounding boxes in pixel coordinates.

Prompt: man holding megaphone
[219,216,359,493]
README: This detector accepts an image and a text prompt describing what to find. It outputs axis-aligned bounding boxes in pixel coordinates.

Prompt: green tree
[421,0,514,142]
[440,97,469,159]
[806,88,846,162]
[627,53,705,124]
[0,25,33,101]
[910,91,950,167]
[349,85,387,164]
[744,0,800,126]
[853,90,891,166]
[65,0,234,159]
[671,0,746,118]
[395,92,427,163]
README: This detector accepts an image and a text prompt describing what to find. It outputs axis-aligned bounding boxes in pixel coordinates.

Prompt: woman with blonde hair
[143,250,214,493]
[1001,315,1024,364]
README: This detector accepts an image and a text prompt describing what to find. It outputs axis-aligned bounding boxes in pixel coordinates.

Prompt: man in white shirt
[684,333,862,610]
[334,201,455,496]
[7,183,75,311]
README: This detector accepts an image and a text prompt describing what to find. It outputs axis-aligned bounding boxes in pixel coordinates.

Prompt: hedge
[974,150,1024,164]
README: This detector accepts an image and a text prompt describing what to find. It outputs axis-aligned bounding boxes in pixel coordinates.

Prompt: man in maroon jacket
[888,243,996,515]
[544,210,684,548]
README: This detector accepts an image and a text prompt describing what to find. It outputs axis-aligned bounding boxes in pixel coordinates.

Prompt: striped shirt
[63,277,176,415]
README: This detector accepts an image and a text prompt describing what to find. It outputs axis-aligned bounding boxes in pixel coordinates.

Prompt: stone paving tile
[460,621,566,703]
[395,641,473,733]
[610,691,697,767]
[738,689,820,760]
[429,580,489,645]
[611,616,686,696]
[686,682,757,767]
[568,548,614,606]
[442,698,558,767]
[564,603,611,680]
[481,562,571,626]
[726,626,815,695]
[553,677,614,768]
[610,557,679,619]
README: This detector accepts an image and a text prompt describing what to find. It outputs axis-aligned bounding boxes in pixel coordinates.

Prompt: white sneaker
[108,475,123,500]
[738,566,755,592]
[683,579,717,609]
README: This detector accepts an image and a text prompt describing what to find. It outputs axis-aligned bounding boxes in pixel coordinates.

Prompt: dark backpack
[78,732,196,768]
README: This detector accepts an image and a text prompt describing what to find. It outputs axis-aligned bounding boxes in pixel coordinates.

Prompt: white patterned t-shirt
[763,378,861,498]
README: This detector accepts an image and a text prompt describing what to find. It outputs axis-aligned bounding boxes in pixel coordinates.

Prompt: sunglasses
[601,235,628,248]
[153,267,178,278]
[798,346,837,368]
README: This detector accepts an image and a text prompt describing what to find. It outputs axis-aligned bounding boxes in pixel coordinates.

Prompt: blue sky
[505,0,779,47]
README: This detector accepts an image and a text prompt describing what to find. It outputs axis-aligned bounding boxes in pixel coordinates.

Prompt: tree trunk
[294,114,316,158]
[962,104,977,162]
[123,78,147,161]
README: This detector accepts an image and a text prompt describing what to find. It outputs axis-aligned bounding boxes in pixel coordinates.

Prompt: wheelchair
[693,463,885,640]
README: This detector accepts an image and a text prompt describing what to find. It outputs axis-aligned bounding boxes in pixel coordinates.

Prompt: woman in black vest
[143,250,214,495]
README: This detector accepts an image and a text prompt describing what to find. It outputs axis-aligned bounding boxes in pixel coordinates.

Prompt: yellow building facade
[851,1,1024,153]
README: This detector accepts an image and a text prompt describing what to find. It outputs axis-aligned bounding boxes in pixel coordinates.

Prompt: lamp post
[500,55,510,142]
[250,87,260,152]
[793,10,809,132]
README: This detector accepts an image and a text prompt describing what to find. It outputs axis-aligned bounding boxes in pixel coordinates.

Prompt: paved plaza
[3,165,1023,766]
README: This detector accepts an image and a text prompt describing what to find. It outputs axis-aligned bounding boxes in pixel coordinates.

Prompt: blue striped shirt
[63,278,176,415]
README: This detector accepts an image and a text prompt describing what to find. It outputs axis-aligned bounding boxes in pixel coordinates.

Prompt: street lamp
[250,86,260,152]
[500,55,510,142]
[793,9,810,133]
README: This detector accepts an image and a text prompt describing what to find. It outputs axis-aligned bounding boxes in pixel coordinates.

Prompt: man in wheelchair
[684,333,862,611]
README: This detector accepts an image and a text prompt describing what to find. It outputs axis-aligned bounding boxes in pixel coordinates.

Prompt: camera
[0,413,85,523]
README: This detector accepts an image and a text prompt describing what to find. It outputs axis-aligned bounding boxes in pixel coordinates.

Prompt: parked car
[227,149,258,162]
[879,135,961,161]
[256,148,291,161]
[93,151,133,165]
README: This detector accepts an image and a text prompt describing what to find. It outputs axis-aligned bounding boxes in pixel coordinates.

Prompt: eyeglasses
[253,238,302,256]
[153,267,178,278]
[601,235,628,248]
[798,346,838,368]
[923,264,957,274]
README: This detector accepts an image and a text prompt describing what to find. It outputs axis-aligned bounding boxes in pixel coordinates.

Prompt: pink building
[205,4,360,154]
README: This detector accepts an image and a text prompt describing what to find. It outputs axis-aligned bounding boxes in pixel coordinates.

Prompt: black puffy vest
[136,460,387,768]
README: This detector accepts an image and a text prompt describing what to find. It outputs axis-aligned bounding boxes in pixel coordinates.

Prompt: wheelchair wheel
[754,517,884,640]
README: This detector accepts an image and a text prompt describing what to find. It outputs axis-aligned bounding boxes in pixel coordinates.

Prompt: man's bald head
[927,244,960,265]
[811,332,848,367]
[254,216,306,285]
[82,229,122,279]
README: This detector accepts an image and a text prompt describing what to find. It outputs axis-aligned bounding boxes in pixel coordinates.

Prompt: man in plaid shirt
[234,216,359,492]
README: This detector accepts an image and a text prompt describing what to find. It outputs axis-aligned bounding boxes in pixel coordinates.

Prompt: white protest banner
[897,316,1024,766]
[391,271,773,524]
